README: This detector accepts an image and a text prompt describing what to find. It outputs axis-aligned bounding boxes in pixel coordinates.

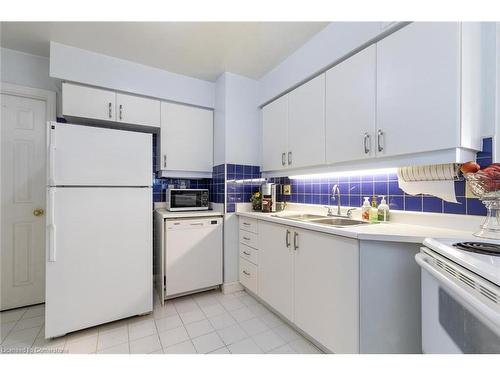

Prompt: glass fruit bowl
[464,173,500,239]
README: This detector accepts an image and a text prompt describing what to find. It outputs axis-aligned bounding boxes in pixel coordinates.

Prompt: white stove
[416,238,500,353]
[423,238,500,287]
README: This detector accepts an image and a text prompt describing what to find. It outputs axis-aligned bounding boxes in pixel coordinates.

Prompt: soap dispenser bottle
[361,197,371,221]
[377,195,390,222]
[369,196,378,223]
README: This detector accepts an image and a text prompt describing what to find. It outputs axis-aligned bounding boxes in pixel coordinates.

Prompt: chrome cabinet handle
[163,155,167,168]
[119,104,123,120]
[243,236,251,241]
[243,270,251,276]
[363,132,370,154]
[281,152,286,166]
[285,229,291,248]
[293,232,299,250]
[288,151,292,165]
[377,129,384,152]
[108,102,112,118]
[242,222,251,226]
[243,251,251,256]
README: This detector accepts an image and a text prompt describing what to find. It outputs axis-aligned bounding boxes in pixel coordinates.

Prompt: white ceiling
[0,22,328,81]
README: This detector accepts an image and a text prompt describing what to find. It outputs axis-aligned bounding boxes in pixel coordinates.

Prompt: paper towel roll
[397,164,459,203]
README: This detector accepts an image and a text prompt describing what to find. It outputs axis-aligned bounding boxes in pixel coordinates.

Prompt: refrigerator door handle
[48,124,56,186]
[48,189,56,262]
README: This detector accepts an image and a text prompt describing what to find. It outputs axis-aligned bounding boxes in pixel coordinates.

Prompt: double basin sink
[272,213,369,227]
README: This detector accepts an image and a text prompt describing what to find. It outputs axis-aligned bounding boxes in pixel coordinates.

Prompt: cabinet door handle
[293,232,299,250]
[377,129,384,152]
[108,102,112,119]
[242,222,251,226]
[163,155,167,168]
[288,151,292,165]
[243,236,251,241]
[281,152,286,166]
[119,104,123,120]
[243,270,251,276]
[285,229,290,248]
[243,251,251,256]
[363,132,370,154]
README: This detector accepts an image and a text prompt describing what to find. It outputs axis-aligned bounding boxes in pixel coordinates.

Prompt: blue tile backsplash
[153,131,492,217]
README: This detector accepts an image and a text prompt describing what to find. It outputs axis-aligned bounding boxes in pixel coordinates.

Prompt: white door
[116,93,161,128]
[376,22,460,157]
[160,102,213,172]
[288,74,326,169]
[49,123,152,186]
[262,95,288,172]
[293,229,359,353]
[1,94,46,310]
[45,187,152,338]
[258,222,293,321]
[62,82,116,122]
[326,45,376,163]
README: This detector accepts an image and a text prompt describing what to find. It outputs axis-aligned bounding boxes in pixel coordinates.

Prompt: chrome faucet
[331,184,341,216]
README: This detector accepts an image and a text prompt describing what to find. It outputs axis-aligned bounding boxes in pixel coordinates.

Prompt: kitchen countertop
[155,209,224,219]
[236,210,475,243]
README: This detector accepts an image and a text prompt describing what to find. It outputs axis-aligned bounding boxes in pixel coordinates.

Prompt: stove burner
[453,242,500,256]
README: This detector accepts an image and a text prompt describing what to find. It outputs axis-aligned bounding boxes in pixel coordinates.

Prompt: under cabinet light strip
[289,168,398,180]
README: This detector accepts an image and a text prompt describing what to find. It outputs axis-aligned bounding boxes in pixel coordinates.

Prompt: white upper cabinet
[116,93,160,128]
[288,74,326,169]
[62,82,161,128]
[62,82,116,122]
[376,22,464,157]
[159,102,213,173]
[262,95,288,172]
[262,74,325,172]
[325,45,376,163]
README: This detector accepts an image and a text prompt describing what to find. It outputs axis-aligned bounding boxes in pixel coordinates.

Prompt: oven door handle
[416,253,500,333]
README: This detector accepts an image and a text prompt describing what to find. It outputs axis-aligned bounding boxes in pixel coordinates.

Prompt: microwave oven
[166,188,209,211]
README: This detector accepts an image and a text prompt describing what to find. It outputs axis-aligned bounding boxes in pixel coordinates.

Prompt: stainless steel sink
[275,213,327,221]
[309,217,369,227]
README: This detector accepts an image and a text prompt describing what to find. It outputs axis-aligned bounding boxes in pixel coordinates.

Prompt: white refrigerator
[45,122,153,338]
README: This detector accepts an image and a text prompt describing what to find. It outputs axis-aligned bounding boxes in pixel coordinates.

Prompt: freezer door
[48,122,152,186]
[45,187,152,338]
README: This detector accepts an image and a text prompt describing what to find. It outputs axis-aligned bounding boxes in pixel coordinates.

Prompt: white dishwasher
[165,216,223,298]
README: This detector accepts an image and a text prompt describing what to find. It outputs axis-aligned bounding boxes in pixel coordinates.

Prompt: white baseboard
[221,281,244,294]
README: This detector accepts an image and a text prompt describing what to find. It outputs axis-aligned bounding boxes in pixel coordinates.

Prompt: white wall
[50,42,215,109]
[1,48,62,112]
[225,73,260,166]
[214,72,260,166]
[213,74,226,166]
[258,22,387,106]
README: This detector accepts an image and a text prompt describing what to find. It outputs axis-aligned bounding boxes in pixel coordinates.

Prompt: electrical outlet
[282,184,291,195]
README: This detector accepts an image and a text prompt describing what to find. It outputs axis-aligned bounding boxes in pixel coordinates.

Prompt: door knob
[33,208,45,217]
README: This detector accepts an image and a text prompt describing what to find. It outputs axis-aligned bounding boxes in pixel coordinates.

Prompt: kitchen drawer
[239,258,258,294]
[239,230,259,250]
[239,243,258,265]
[239,217,258,234]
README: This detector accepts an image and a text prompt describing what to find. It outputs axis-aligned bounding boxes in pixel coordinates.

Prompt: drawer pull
[243,270,251,276]
[243,251,251,256]
[243,236,251,241]
[243,222,251,226]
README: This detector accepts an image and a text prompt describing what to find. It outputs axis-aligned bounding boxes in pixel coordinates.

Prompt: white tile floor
[0,289,322,354]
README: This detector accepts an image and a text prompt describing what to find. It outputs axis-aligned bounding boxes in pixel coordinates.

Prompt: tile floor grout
[1,289,322,354]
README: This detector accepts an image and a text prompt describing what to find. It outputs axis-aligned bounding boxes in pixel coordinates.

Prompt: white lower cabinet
[246,219,360,353]
[258,221,294,322]
[294,229,359,353]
